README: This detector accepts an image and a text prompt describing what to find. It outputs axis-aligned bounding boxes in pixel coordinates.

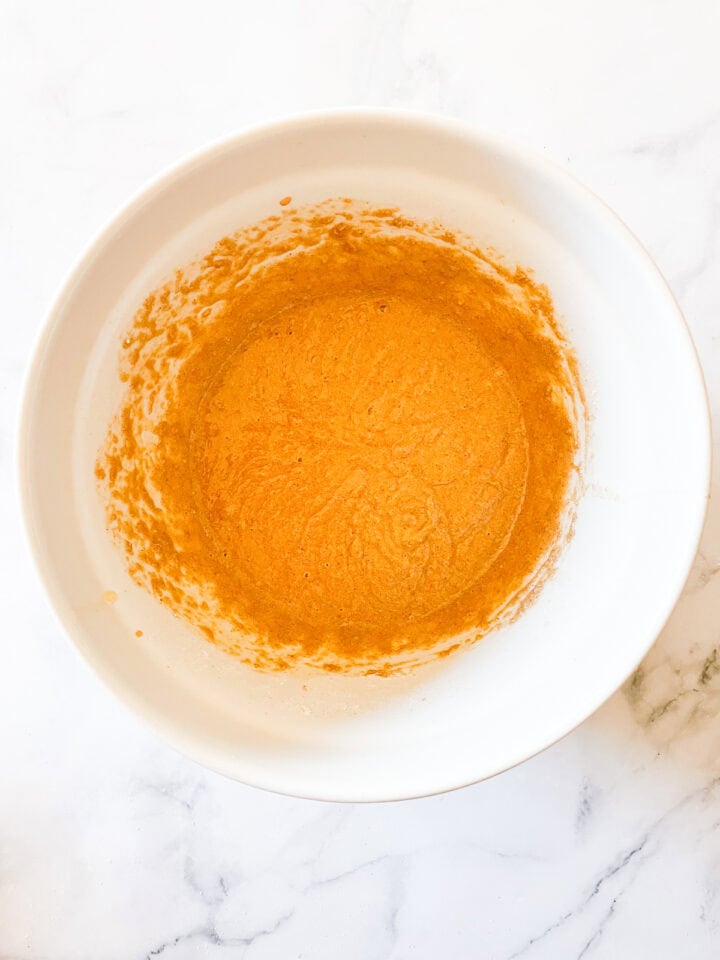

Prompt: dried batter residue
[97,199,585,675]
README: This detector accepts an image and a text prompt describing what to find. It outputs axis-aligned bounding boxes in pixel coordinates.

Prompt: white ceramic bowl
[20,110,710,801]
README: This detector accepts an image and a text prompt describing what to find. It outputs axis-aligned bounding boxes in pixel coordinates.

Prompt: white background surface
[3,1,720,957]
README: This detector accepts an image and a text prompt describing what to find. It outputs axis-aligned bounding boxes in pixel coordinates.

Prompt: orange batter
[98,200,585,674]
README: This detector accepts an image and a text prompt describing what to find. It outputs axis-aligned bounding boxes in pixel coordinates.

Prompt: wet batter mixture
[97,200,585,674]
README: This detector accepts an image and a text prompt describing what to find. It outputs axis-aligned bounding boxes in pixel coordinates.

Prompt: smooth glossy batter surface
[97,200,585,674]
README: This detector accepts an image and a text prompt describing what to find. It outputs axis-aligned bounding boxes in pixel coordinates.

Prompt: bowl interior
[21,113,709,800]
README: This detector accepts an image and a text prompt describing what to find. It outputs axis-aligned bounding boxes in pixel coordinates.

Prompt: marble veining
[3,0,720,957]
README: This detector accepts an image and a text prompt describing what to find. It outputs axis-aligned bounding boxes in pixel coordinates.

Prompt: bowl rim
[17,107,712,802]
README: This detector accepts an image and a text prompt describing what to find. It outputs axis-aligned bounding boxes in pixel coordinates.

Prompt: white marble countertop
[3,1,720,956]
